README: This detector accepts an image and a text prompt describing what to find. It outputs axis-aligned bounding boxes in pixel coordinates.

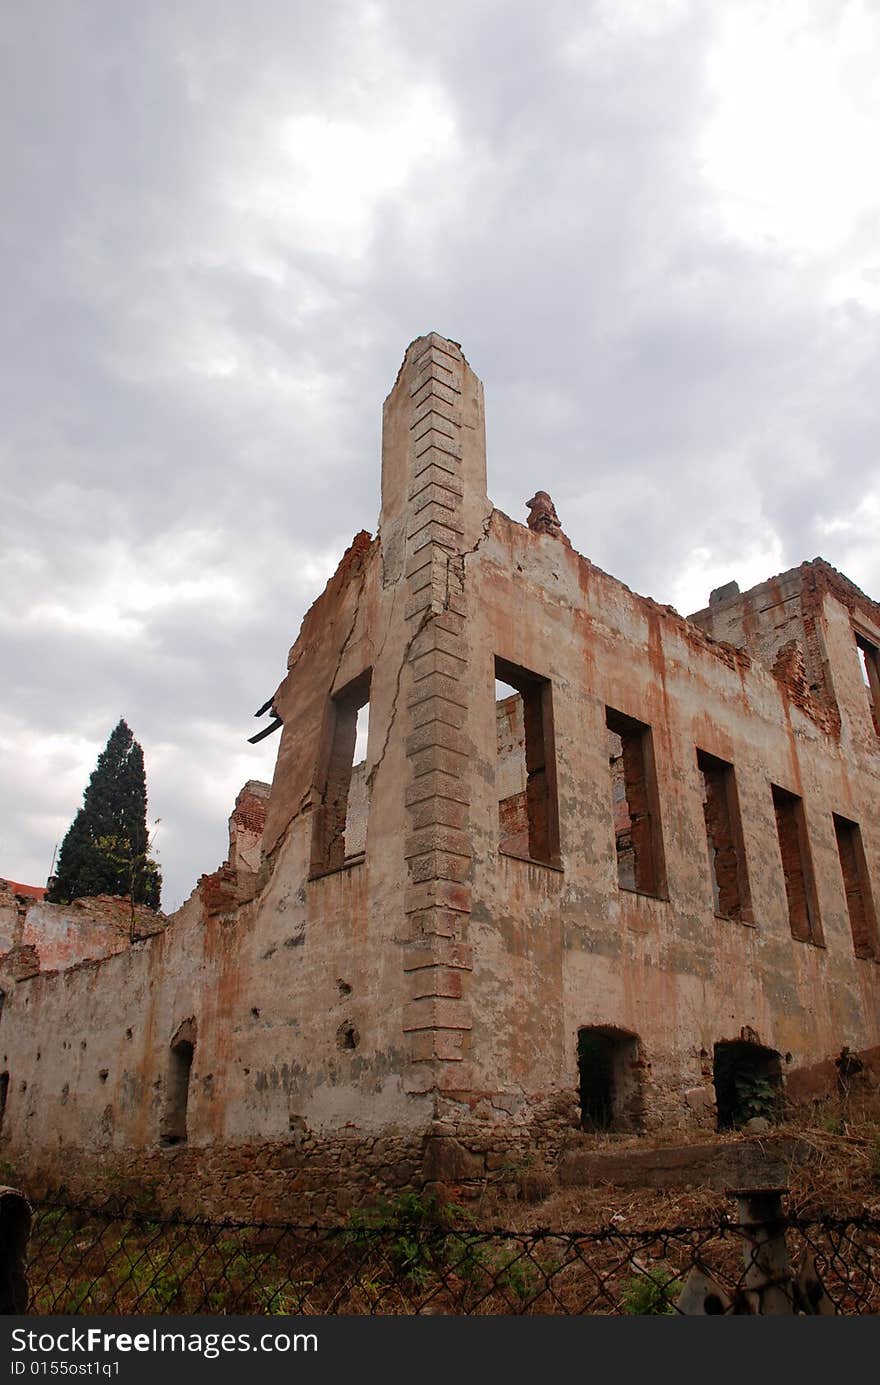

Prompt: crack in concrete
[366,605,432,791]
[367,514,495,793]
[460,506,495,566]
[446,506,494,607]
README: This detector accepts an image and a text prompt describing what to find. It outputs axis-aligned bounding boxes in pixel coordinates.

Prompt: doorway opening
[577,1026,643,1132]
[713,1039,782,1130]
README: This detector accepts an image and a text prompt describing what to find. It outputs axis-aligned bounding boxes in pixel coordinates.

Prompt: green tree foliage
[47,720,162,909]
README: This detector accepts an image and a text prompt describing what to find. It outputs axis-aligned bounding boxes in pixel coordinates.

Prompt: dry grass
[469,1090,880,1232]
[21,1090,880,1314]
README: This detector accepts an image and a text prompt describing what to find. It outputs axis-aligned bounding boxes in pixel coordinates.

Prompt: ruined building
[1,334,879,1216]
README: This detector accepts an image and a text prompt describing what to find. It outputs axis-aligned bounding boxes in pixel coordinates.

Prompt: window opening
[160,1021,195,1147]
[697,750,751,921]
[577,1027,644,1133]
[771,785,823,945]
[311,669,371,877]
[495,657,560,866]
[713,1040,782,1130]
[855,632,880,736]
[0,1072,8,1134]
[345,702,369,859]
[606,707,665,896]
[833,814,879,960]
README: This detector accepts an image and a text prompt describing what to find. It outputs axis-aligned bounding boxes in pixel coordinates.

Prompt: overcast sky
[3,0,879,910]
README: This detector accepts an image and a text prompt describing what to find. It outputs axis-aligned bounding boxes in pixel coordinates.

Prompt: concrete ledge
[557,1135,816,1192]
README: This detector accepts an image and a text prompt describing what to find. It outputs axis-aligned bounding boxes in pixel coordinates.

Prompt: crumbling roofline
[688,557,880,629]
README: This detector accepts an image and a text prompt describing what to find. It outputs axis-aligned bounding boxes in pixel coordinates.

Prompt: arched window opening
[160,1020,196,1146]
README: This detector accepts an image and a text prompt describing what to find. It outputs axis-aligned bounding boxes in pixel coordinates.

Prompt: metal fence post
[732,1185,794,1314]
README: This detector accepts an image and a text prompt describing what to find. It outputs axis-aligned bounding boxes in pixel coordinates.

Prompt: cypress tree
[47,719,162,909]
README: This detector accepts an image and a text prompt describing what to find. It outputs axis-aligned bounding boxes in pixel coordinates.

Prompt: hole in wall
[577,1026,644,1133]
[836,1047,864,1093]
[336,1022,360,1051]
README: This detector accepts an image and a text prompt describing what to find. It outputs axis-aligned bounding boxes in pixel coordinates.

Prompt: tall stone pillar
[379,334,489,1099]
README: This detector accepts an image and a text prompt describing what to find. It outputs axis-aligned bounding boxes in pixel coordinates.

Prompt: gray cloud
[4,0,879,904]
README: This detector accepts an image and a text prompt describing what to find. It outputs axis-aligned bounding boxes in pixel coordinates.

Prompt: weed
[257,1279,314,1314]
[621,1266,677,1315]
[60,1279,96,1315]
[493,1246,539,1302]
[733,1070,781,1125]
[141,1270,182,1312]
[498,1154,533,1178]
[344,1190,465,1287]
[821,1112,845,1136]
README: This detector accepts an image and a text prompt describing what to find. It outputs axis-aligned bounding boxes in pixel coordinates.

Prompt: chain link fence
[20,1193,880,1315]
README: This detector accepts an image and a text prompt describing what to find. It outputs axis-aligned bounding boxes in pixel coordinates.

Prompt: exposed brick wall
[230,784,268,837]
[698,752,746,920]
[607,710,661,895]
[522,680,554,863]
[197,864,239,918]
[689,558,880,740]
[772,786,822,945]
[499,790,529,857]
